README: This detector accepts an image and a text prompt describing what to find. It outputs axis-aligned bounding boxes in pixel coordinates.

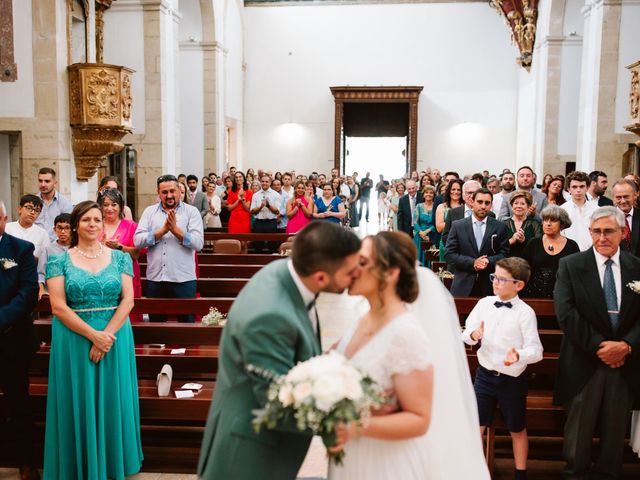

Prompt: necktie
[307,294,322,347]
[624,214,632,251]
[474,221,484,250]
[603,258,619,330]
[410,196,416,224]
[190,192,195,204]
[494,301,513,309]
[465,208,472,218]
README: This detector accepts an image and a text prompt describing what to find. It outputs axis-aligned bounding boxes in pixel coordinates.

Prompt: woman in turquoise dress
[413,186,438,266]
[44,201,143,480]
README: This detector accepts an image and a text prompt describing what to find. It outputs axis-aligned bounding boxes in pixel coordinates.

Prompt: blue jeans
[145,280,197,323]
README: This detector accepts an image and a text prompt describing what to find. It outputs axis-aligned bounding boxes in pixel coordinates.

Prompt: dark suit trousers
[563,365,633,479]
[146,280,197,323]
[0,355,35,465]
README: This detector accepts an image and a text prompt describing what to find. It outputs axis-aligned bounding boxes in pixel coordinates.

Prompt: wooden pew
[140,278,247,297]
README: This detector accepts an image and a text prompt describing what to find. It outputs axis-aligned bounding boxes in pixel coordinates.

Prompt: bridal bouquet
[250,351,386,465]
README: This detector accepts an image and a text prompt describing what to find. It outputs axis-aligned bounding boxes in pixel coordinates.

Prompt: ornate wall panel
[490,0,538,71]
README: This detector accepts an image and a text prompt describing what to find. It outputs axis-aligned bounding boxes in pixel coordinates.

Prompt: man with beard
[186,174,209,220]
[134,174,204,322]
[498,167,548,220]
[34,167,73,241]
[198,222,361,480]
[587,171,614,206]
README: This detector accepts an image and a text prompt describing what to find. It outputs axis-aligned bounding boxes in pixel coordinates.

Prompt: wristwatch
[117,244,124,251]
[628,343,633,356]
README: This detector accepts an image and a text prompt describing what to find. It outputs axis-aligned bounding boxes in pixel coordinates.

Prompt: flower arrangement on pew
[201,307,227,326]
[250,351,386,465]
[436,267,454,282]
[426,244,440,256]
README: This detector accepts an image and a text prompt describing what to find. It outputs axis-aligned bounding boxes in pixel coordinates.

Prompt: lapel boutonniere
[627,281,640,295]
[0,258,18,270]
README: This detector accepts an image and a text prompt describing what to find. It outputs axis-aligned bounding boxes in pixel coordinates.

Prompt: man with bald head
[612,178,640,257]
[0,200,40,479]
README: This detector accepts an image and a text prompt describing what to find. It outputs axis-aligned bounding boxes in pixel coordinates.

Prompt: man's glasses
[55,225,71,231]
[589,228,620,238]
[489,274,520,284]
[22,205,42,214]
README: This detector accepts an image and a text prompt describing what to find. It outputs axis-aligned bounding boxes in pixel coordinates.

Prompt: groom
[198,222,362,480]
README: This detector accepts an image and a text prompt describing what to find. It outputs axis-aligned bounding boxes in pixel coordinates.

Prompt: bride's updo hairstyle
[69,200,102,248]
[370,232,419,303]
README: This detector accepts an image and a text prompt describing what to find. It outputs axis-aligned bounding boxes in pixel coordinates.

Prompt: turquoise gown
[44,250,143,480]
[413,203,437,266]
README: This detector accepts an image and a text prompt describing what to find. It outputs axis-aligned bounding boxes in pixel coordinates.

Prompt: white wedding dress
[326,267,490,480]
[329,312,433,480]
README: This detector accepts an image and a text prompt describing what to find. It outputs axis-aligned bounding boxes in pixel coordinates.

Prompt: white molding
[179,41,228,54]
[537,35,584,48]
[245,0,484,6]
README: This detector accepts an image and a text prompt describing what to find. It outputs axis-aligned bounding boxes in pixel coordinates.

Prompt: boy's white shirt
[461,295,543,377]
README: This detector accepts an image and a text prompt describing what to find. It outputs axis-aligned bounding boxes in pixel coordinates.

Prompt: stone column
[134,0,181,214]
[576,0,626,176]
[214,42,228,173]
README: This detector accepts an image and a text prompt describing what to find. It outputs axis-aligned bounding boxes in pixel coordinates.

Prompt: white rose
[313,374,346,412]
[278,384,294,407]
[343,377,363,401]
[287,362,311,383]
[292,381,313,405]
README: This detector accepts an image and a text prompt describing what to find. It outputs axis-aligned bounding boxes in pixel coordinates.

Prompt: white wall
[615,2,640,133]
[179,0,205,177]
[224,0,245,169]
[243,3,519,176]
[104,3,146,134]
[0,1,34,118]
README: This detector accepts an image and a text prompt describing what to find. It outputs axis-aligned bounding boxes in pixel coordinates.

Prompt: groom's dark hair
[292,222,361,277]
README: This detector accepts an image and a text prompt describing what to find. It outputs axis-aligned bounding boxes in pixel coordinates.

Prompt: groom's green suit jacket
[198,260,321,480]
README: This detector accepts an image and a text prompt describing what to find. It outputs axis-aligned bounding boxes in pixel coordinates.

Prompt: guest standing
[285,181,313,234]
[250,175,281,252]
[503,191,542,258]
[389,182,405,232]
[542,176,566,206]
[219,175,233,227]
[0,200,40,480]
[554,207,640,479]
[397,180,423,237]
[413,185,437,266]
[186,175,209,220]
[314,183,346,224]
[35,167,73,241]
[227,171,253,234]
[37,213,72,300]
[6,195,50,260]
[44,200,143,479]
[134,175,204,323]
[521,205,579,298]
[204,183,222,229]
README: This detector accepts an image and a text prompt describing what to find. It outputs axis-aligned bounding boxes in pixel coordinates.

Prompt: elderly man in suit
[554,206,640,479]
[612,178,640,257]
[498,166,548,220]
[186,174,209,220]
[198,222,362,480]
[0,200,40,480]
[397,180,423,237]
[445,188,510,297]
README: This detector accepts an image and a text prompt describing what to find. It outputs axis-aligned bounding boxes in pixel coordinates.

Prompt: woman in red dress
[226,171,253,233]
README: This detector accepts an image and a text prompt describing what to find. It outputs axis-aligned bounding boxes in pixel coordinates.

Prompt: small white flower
[0,258,18,270]
[313,374,346,412]
[292,381,313,405]
[278,384,294,407]
[343,377,363,401]
[628,281,640,295]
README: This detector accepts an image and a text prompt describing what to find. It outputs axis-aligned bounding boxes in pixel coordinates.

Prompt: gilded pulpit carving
[625,61,640,147]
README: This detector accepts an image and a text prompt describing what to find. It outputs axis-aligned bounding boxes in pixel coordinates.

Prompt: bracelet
[117,244,124,251]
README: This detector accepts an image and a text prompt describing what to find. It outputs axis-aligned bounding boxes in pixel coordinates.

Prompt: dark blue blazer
[444,216,510,296]
[0,233,39,359]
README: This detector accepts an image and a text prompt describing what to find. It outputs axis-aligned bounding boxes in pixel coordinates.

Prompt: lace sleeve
[386,320,432,377]
[45,252,66,279]
[116,250,134,277]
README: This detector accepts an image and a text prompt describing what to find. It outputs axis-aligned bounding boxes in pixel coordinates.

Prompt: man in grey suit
[445,188,510,297]
[498,166,548,220]
[554,207,640,479]
[186,174,209,220]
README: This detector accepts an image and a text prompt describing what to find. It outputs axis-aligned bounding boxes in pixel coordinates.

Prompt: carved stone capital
[68,63,135,180]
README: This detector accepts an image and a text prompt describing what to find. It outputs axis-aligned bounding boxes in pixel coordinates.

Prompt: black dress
[522,236,580,298]
[503,217,542,259]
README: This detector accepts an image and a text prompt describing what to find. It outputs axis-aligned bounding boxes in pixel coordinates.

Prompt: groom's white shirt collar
[287,260,316,307]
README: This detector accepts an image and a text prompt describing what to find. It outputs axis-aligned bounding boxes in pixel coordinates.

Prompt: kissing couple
[197,222,489,479]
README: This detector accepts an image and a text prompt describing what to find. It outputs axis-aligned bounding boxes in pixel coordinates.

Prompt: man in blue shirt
[134,174,204,322]
[34,167,73,241]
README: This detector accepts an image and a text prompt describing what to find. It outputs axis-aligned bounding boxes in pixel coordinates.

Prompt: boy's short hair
[565,171,590,188]
[496,257,531,283]
[54,213,71,225]
[20,194,43,208]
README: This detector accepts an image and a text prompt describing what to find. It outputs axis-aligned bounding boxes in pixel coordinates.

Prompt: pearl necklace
[75,244,104,259]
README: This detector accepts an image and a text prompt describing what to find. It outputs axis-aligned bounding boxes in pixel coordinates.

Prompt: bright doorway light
[344,137,407,180]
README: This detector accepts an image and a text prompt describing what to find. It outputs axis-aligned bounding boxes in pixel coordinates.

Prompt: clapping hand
[527,203,537,216]
[504,347,519,366]
[105,234,121,250]
[473,255,489,271]
[513,228,525,244]
[471,321,484,342]
[166,209,177,233]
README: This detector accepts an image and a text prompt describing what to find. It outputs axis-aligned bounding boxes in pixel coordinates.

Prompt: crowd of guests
[2,163,640,479]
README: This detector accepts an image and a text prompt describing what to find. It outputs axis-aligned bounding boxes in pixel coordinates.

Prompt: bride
[328,232,434,479]
[327,231,489,479]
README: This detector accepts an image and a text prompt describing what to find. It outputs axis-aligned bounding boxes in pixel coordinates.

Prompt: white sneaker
[157,364,173,397]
